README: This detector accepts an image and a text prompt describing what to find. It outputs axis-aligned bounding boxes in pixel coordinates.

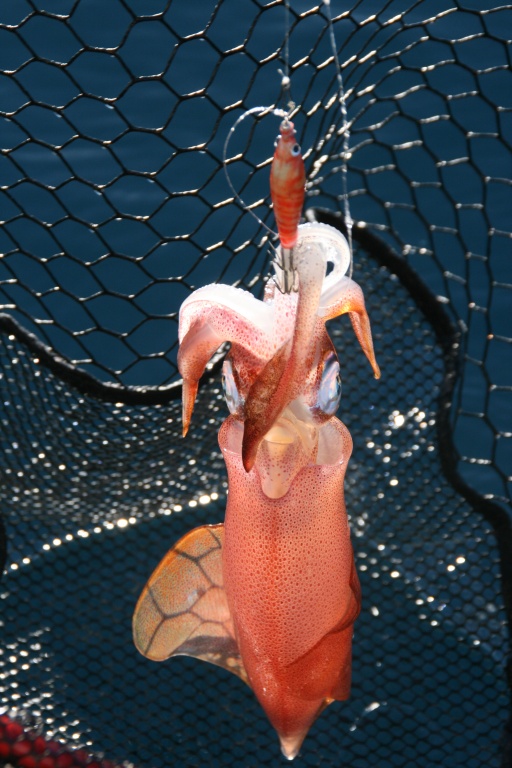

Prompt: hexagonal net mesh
[0,1,510,767]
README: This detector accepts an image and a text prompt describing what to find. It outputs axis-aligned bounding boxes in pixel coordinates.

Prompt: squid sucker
[133,214,380,758]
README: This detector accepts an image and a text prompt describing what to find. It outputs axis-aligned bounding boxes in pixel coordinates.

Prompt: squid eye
[222,358,241,415]
[316,353,341,416]
[291,143,301,157]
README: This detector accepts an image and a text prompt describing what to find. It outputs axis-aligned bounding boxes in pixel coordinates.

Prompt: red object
[56,754,74,768]
[12,739,32,757]
[0,714,122,768]
[0,741,12,758]
[6,720,24,740]
[33,737,48,755]
[19,756,38,768]
[269,120,306,249]
[40,758,57,768]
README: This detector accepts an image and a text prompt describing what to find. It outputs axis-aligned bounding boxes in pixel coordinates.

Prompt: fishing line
[323,0,354,278]
[222,106,288,246]
[223,2,354,283]
[279,0,294,112]
[222,0,299,251]
[222,0,296,246]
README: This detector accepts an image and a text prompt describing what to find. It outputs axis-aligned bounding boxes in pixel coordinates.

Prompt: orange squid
[133,122,380,759]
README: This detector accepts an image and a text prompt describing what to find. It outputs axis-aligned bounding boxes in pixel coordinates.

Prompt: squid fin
[133,524,248,685]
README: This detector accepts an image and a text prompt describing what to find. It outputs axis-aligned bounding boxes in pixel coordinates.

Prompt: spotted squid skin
[221,416,360,758]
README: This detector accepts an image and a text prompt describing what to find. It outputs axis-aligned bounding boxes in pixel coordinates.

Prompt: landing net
[0,2,510,767]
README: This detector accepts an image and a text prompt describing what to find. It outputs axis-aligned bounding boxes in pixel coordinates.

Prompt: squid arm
[178,285,275,435]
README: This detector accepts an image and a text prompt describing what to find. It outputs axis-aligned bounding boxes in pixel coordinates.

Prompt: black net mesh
[0,1,511,767]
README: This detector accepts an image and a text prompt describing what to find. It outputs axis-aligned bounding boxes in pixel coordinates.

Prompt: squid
[133,120,380,759]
